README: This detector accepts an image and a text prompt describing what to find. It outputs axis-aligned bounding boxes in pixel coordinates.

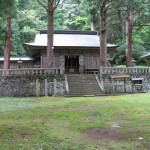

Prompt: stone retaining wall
[0,74,65,96]
[101,74,150,93]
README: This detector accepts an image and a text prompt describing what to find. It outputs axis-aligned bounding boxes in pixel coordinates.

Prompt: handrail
[95,75,105,93]
[65,75,69,94]
[0,68,60,76]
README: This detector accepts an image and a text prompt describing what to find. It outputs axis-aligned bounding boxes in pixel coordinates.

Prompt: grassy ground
[0,94,150,150]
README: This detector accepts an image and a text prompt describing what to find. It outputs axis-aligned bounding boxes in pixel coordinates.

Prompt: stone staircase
[66,75,102,96]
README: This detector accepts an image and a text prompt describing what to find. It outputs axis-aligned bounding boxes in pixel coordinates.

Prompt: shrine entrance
[65,55,79,73]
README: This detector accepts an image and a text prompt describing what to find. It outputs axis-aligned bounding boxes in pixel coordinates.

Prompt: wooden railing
[99,67,150,76]
[0,68,60,76]
[98,66,150,93]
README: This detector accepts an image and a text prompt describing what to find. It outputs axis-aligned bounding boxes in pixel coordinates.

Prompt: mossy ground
[0,93,150,150]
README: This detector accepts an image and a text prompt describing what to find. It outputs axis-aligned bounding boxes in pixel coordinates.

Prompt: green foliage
[0,0,17,57]
[0,18,5,55]
[107,0,150,65]
[11,20,26,56]
[0,0,17,18]
[0,0,149,62]
[54,6,65,29]
[64,16,90,30]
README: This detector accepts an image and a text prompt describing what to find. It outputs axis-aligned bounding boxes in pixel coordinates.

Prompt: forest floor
[0,93,150,150]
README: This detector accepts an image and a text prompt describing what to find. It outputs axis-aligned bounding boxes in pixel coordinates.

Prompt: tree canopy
[0,0,149,66]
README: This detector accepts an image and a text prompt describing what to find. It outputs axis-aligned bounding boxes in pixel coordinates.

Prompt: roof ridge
[38,30,98,35]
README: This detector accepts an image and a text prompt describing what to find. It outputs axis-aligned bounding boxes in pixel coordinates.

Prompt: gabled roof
[24,30,119,56]
[139,52,150,59]
[24,30,118,48]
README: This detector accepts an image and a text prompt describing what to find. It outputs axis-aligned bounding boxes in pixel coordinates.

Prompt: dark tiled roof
[25,31,118,48]
[139,52,150,59]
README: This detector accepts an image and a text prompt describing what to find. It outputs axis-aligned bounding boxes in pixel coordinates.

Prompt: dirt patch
[84,127,121,140]
[16,129,35,138]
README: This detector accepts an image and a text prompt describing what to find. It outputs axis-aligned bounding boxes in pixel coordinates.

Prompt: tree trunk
[126,9,134,67]
[125,16,132,67]
[3,17,11,69]
[46,0,54,68]
[100,0,107,67]
[91,19,97,31]
[90,0,97,31]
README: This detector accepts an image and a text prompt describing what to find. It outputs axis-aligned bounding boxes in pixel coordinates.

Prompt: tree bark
[37,0,60,68]
[46,0,54,68]
[125,16,132,67]
[91,19,97,31]
[100,0,107,67]
[3,17,11,69]
[126,9,134,67]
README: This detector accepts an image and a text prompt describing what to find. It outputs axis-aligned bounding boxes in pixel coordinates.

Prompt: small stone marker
[138,137,143,140]
[45,79,48,96]
[36,79,40,96]
[53,79,57,96]
[111,124,120,128]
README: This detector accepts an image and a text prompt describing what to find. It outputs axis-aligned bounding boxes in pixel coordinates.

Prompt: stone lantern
[17,59,23,69]
[130,58,136,67]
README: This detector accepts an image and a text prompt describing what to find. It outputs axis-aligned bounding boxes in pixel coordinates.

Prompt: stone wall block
[0,75,65,96]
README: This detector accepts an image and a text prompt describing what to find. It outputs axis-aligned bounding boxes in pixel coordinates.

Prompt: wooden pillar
[79,55,84,74]
[41,54,43,68]
[60,55,65,74]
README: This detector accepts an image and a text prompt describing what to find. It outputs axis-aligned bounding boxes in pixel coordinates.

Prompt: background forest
[0,0,150,65]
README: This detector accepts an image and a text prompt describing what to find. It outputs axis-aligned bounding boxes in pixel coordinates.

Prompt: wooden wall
[83,50,99,69]
[0,48,100,72]
[52,48,100,73]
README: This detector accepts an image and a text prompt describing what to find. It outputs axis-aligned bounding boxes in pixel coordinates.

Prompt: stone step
[66,75,102,96]
[69,90,101,93]
[68,92,101,95]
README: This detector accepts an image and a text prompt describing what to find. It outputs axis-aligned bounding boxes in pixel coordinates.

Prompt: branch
[105,4,112,12]
[51,0,55,5]
[53,0,60,11]
[133,24,150,26]
[37,0,48,11]
[101,0,106,8]
[142,27,150,35]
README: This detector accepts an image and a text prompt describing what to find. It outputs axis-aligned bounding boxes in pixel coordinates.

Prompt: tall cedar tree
[99,0,109,67]
[120,0,146,66]
[3,18,11,69]
[125,7,135,66]
[0,0,16,69]
[76,0,108,66]
[37,0,60,68]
